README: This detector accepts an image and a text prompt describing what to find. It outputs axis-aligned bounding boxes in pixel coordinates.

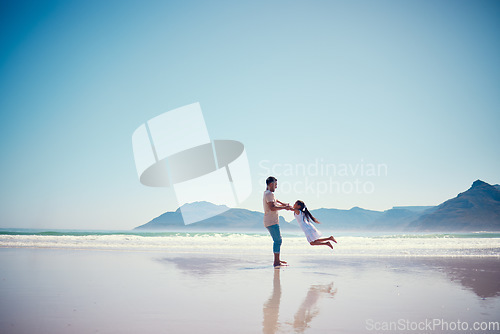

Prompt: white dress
[294,212,322,243]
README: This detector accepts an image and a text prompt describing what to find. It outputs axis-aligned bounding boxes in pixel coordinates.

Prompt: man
[263,176,291,267]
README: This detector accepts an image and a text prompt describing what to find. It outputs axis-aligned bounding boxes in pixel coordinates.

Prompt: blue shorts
[266,224,282,254]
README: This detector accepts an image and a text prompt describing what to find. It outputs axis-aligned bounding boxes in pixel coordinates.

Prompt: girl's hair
[295,200,319,223]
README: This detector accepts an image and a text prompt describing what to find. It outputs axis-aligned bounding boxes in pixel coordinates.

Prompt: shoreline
[2,245,500,259]
[2,231,500,258]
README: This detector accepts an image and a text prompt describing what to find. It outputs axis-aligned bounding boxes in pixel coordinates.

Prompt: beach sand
[1,248,499,333]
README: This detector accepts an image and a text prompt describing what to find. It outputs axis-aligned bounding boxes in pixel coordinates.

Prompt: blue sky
[1,0,499,230]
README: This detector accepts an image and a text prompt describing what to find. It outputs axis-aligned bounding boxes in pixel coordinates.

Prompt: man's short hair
[266,176,277,185]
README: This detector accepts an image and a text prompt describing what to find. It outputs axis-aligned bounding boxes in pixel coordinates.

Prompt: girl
[291,200,337,249]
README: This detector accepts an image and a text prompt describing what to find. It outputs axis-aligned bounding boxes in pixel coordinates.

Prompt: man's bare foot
[274,260,288,267]
[327,241,333,249]
[329,236,337,244]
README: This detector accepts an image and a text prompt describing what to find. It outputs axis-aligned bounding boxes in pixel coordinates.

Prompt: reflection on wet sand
[263,269,282,334]
[423,258,500,299]
[263,268,337,334]
[304,257,500,300]
[158,256,242,277]
[293,282,337,333]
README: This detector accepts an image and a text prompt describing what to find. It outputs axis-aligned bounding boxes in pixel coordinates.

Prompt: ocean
[1,229,500,257]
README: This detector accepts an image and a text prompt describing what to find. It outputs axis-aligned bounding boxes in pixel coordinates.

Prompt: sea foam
[1,231,499,257]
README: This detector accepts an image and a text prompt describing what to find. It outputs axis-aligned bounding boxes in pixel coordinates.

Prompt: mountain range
[134,180,500,232]
[409,180,500,231]
[135,203,299,232]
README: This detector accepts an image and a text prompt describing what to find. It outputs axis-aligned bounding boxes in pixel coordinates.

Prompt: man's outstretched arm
[268,201,291,211]
[276,199,289,206]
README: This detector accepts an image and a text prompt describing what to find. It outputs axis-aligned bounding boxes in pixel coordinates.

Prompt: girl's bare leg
[310,240,333,249]
[315,236,337,244]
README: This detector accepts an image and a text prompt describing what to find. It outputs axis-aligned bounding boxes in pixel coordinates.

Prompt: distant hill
[311,180,500,232]
[309,206,436,231]
[369,206,436,231]
[409,180,500,231]
[391,206,435,212]
[134,180,500,232]
[310,207,383,230]
[135,202,300,232]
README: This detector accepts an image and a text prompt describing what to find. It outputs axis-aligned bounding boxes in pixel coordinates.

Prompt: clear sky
[1,0,499,230]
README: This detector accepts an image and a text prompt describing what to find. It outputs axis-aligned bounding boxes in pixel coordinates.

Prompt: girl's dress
[294,211,322,243]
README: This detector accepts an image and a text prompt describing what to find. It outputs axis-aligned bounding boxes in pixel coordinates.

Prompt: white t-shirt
[263,189,279,227]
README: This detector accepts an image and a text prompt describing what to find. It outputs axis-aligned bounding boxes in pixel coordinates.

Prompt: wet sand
[1,248,499,333]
